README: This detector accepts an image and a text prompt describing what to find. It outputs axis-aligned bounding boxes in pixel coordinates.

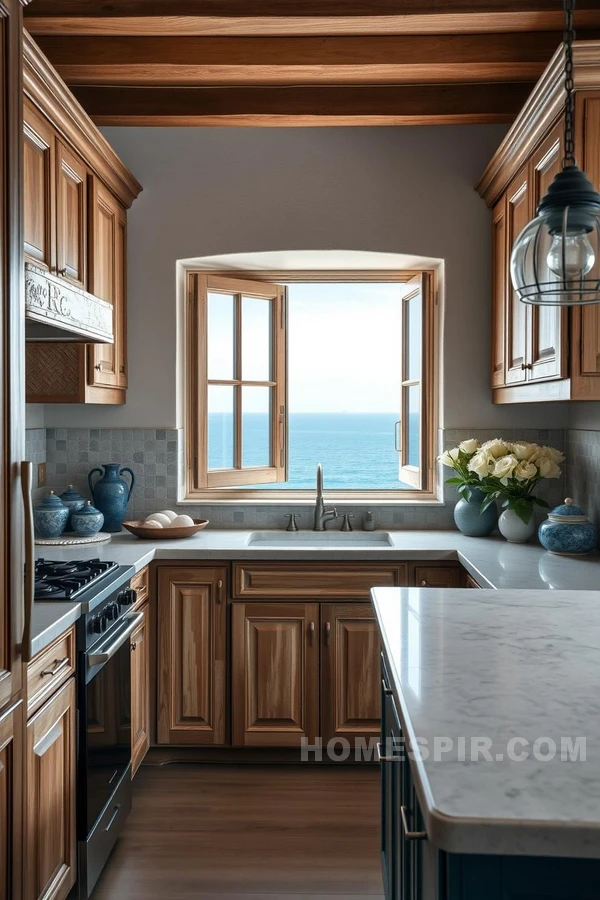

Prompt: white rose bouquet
[439,438,564,524]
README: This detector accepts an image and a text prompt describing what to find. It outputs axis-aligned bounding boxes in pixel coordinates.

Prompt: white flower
[439,448,460,468]
[459,438,479,455]
[537,456,561,479]
[468,449,494,479]
[542,445,565,465]
[511,442,540,461]
[514,460,538,482]
[492,454,519,483]
[481,438,509,459]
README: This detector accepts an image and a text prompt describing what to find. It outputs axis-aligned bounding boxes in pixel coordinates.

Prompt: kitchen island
[373,586,600,899]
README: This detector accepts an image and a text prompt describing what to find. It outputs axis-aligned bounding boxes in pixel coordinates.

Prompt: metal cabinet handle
[309,621,315,644]
[57,267,68,277]
[420,580,429,586]
[400,805,427,841]
[376,742,401,763]
[216,579,223,603]
[94,363,103,371]
[381,678,393,696]
[21,461,34,663]
[131,642,137,651]
[104,805,121,832]
[324,621,331,645]
[40,657,69,678]
[520,362,533,371]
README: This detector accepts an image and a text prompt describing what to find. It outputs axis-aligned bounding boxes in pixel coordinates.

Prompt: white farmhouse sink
[246,531,394,548]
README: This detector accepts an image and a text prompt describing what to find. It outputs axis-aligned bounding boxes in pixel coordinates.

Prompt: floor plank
[92,764,383,898]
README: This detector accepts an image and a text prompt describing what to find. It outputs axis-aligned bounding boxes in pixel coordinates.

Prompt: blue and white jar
[71,501,105,537]
[538,498,597,556]
[34,491,70,538]
[59,484,86,528]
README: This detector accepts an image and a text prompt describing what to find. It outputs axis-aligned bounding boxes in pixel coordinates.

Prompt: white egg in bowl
[145,512,172,527]
[171,514,195,527]
[157,509,177,522]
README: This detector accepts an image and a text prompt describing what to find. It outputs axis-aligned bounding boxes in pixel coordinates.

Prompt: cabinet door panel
[88,178,127,389]
[491,195,507,388]
[0,701,22,900]
[56,141,87,289]
[414,565,462,588]
[505,166,531,385]
[131,603,149,776]
[322,603,380,745]
[232,601,319,747]
[25,679,76,900]
[23,102,55,272]
[529,123,568,382]
[157,567,227,744]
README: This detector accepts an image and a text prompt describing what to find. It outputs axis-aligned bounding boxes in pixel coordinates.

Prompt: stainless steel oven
[75,571,140,899]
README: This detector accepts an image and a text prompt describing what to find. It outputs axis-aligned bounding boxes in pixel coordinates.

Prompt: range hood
[25,262,114,343]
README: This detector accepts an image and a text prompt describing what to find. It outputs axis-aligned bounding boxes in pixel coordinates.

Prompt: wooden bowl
[122,519,209,540]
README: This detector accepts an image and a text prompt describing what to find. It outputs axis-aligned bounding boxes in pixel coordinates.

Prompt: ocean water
[209,412,418,490]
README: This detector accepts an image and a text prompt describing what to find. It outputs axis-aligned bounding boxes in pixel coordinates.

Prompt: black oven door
[80,611,143,835]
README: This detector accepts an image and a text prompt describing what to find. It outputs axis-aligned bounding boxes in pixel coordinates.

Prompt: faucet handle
[340,513,355,532]
[285,514,301,532]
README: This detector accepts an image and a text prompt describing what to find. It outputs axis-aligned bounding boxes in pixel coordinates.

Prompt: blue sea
[209,412,418,490]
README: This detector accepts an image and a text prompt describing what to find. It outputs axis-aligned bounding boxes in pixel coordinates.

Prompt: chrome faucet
[313,463,338,531]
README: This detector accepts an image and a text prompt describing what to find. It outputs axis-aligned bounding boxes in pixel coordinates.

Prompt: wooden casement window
[186,270,436,497]
[187,274,287,489]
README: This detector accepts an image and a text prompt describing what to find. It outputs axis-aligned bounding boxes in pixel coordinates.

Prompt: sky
[207,281,407,414]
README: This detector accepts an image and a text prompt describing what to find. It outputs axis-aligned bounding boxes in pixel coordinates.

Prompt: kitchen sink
[246,531,394,548]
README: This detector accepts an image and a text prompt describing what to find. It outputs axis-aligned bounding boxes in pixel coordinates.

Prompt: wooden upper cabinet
[88,178,127,391]
[321,603,380,745]
[24,678,76,900]
[55,140,87,289]
[529,123,568,383]
[157,566,227,745]
[231,601,319,748]
[491,194,507,388]
[23,100,55,273]
[131,603,149,776]
[504,164,531,386]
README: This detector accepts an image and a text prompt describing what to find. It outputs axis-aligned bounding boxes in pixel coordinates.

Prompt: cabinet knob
[520,363,533,370]
[130,641,137,652]
[324,622,331,645]
[216,579,223,604]
[308,621,315,644]
[57,267,68,277]
[420,580,428,586]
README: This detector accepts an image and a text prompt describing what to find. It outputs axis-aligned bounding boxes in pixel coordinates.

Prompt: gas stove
[34,557,135,615]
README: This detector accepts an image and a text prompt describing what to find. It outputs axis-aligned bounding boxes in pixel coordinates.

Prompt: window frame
[184,268,439,503]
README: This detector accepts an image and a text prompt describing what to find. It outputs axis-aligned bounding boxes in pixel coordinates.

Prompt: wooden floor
[92,764,384,899]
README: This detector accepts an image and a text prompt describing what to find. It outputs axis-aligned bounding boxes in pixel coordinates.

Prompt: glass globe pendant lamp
[510,0,600,306]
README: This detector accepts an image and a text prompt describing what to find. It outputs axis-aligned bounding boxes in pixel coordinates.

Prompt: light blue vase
[88,464,135,533]
[71,501,105,537]
[453,488,498,537]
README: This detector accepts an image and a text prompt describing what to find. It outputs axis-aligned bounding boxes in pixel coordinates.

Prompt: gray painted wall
[40,124,571,431]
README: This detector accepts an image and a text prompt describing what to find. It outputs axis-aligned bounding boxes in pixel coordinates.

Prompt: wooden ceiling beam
[33,32,574,86]
[70,81,534,127]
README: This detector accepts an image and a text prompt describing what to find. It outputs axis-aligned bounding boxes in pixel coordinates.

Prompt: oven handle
[87,612,143,669]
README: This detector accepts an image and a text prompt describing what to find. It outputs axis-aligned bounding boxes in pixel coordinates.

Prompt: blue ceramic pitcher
[88,464,135,533]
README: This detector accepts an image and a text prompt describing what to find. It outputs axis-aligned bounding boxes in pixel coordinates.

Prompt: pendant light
[510,0,600,306]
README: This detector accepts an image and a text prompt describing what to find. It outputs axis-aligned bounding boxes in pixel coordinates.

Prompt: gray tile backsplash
[37,425,568,530]
[567,430,600,534]
[25,427,47,502]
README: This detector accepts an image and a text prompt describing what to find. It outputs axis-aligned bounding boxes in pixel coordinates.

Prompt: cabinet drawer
[131,565,150,607]
[27,626,75,715]
[233,562,408,599]
[413,565,462,588]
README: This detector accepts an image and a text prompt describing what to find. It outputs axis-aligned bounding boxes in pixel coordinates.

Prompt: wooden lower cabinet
[131,602,150,776]
[1,700,22,900]
[413,565,462,589]
[24,678,76,900]
[157,566,227,745]
[231,601,319,747]
[321,603,380,745]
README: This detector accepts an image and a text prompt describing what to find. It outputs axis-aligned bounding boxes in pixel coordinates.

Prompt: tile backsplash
[26,425,569,530]
[25,427,46,502]
[567,429,600,534]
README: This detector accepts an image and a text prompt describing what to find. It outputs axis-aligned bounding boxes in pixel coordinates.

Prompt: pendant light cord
[563,0,576,168]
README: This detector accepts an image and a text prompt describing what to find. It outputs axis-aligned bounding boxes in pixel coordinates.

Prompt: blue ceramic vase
[453,487,497,537]
[34,491,70,538]
[71,501,105,537]
[538,497,597,556]
[88,464,135,533]
[59,484,86,529]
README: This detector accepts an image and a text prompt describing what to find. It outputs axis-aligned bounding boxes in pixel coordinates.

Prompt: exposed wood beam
[33,32,570,87]
[23,1,600,37]
[70,81,534,127]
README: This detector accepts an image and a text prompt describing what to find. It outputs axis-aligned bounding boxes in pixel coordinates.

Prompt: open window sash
[398,273,429,490]
[187,273,287,491]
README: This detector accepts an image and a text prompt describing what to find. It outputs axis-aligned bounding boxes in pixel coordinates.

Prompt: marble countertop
[373,586,600,859]
[31,601,82,658]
